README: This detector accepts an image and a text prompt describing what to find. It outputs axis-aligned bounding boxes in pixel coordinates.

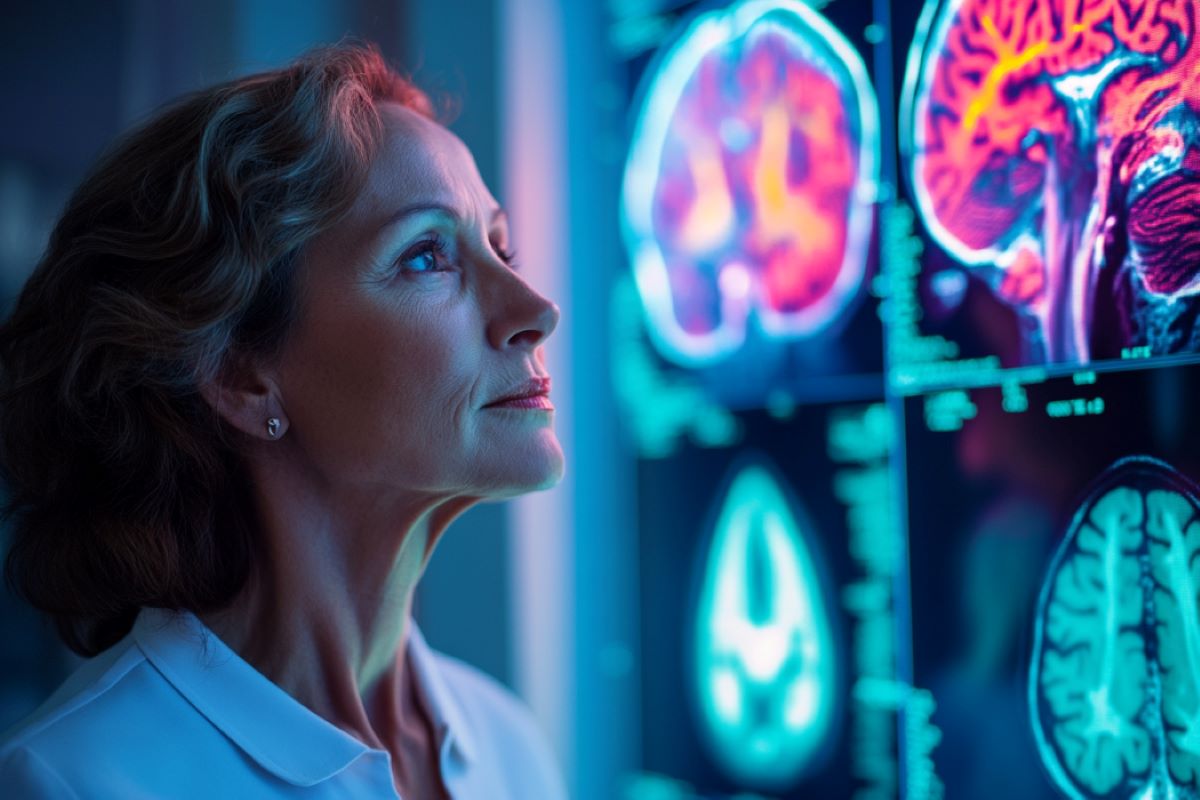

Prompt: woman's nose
[504,298,559,350]
[488,268,560,351]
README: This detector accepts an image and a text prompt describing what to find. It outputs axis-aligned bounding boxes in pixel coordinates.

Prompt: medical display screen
[609,0,1200,798]
[903,363,1200,799]
[617,0,886,415]
[890,0,1200,391]
[633,402,902,799]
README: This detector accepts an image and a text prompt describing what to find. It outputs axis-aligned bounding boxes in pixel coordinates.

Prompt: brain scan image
[622,0,879,368]
[691,457,838,789]
[904,0,1200,364]
[1030,456,1200,799]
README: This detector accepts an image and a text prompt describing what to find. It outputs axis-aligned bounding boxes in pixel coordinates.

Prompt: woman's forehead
[360,103,497,221]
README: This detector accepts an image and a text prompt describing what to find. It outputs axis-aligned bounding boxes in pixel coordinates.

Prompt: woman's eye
[495,245,519,270]
[396,238,451,274]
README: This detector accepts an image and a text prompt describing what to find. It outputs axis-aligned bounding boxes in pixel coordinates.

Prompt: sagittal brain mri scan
[905,0,1200,363]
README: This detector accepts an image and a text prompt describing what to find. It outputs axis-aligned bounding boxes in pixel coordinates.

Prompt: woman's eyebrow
[375,203,457,234]
[376,204,509,235]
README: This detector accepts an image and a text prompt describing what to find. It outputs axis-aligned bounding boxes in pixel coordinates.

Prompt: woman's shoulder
[0,614,280,798]
[411,629,568,799]
[0,632,206,794]
[431,651,538,728]
[1,634,148,758]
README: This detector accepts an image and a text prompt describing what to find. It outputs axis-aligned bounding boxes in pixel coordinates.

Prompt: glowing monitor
[1030,456,1200,799]
[622,0,879,368]
[904,0,1200,364]
[691,457,837,788]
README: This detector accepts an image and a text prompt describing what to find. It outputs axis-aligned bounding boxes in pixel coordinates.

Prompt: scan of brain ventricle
[905,0,1200,364]
[1030,456,1200,799]
[692,457,838,789]
[622,0,879,367]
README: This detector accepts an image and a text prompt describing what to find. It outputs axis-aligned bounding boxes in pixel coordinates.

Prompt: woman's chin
[536,449,566,490]
[483,441,565,498]
[517,448,565,494]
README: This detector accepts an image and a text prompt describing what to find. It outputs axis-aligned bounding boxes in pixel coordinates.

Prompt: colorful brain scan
[622,0,879,368]
[1030,456,1200,799]
[692,457,837,788]
[905,0,1200,363]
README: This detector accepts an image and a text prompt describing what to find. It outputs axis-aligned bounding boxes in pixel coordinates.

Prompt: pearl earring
[266,418,281,439]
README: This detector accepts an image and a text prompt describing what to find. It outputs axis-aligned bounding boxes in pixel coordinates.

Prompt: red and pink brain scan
[904,0,1200,364]
[622,0,880,368]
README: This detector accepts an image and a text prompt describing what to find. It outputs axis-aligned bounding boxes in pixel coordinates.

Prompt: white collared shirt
[0,607,568,799]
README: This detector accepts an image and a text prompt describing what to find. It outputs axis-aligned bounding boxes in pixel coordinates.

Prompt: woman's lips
[487,395,554,410]
[485,376,552,407]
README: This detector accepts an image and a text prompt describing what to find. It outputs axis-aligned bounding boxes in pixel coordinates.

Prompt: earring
[266,418,281,439]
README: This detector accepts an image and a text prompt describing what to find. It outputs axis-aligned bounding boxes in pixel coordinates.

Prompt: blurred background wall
[0,2,638,799]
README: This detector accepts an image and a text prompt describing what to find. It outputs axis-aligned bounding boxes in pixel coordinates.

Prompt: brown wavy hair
[0,42,433,656]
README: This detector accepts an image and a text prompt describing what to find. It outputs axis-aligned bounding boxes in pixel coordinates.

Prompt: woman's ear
[198,355,289,441]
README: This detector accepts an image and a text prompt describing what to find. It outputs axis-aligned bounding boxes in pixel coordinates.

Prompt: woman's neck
[199,466,479,761]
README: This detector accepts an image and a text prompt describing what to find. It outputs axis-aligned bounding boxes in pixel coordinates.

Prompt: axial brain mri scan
[1031,457,1200,799]
[691,458,838,789]
[623,0,879,367]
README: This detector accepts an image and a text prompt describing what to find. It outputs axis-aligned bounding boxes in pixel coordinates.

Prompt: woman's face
[272,102,563,501]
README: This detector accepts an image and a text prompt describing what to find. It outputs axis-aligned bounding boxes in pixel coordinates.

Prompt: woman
[0,42,566,799]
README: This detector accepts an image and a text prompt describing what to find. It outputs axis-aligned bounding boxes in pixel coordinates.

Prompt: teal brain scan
[691,457,838,788]
[1030,456,1200,800]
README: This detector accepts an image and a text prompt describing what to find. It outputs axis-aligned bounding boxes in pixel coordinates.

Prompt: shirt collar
[405,622,478,765]
[132,607,369,786]
[132,607,476,786]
